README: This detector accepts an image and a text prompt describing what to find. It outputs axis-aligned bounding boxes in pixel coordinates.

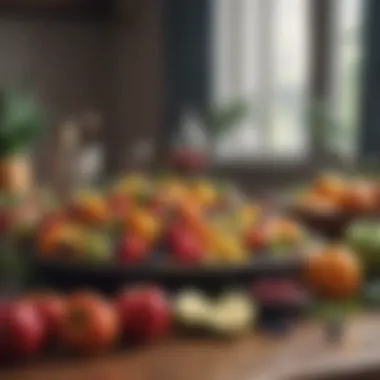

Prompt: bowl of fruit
[31,174,307,292]
[288,172,380,238]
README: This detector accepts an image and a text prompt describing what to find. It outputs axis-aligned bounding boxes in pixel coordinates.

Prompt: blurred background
[0,0,370,193]
[0,2,378,380]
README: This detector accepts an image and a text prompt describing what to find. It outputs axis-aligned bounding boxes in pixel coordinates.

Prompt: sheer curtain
[211,0,364,162]
[331,0,365,157]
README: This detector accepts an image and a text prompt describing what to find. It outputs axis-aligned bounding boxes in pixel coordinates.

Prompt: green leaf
[200,100,250,138]
[315,298,362,319]
[0,88,45,157]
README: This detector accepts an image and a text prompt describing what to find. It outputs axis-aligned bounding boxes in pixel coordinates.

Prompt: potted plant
[169,101,248,172]
[0,88,44,196]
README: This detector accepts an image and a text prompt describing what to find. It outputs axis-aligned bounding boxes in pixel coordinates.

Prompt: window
[331,0,365,156]
[211,0,364,162]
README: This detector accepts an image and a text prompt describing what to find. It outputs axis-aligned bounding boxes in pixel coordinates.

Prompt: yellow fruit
[160,181,188,206]
[266,218,303,244]
[37,222,84,257]
[72,190,109,225]
[236,204,260,230]
[112,174,150,196]
[127,209,160,243]
[192,182,217,207]
[59,223,86,252]
[215,235,247,263]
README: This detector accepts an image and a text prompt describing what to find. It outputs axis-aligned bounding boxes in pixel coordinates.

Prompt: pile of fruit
[35,174,306,266]
[0,285,260,362]
[296,173,378,214]
[0,242,362,363]
[0,189,54,239]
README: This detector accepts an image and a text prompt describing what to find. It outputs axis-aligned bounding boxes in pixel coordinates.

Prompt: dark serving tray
[288,207,380,239]
[32,256,304,294]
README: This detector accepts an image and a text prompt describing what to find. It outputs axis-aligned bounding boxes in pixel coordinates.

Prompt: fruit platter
[0,89,368,367]
[288,172,380,238]
[15,173,311,291]
[0,240,363,364]
[0,280,312,363]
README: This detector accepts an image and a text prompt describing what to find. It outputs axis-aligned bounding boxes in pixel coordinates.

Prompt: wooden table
[2,314,380,380]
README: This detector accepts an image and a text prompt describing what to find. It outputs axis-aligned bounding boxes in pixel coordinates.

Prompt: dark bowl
[287,207,380,240]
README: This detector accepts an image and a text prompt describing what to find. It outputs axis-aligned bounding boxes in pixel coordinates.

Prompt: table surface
[2,314,380,380]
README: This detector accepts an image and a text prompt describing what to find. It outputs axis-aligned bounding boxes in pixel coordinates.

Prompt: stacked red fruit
[116,286,172,342]
[166,225,203,264]
[0,301,45,361]
[0,286,174,363]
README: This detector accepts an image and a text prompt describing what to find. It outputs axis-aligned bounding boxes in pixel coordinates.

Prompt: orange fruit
[266,218,303,244]
[338,181,376,212]
[127,209,160,243]
[61,292,120,354]
[312,173,345,200]
[297,191,337,213]
[304,245,362,298]
[71,191,109,226]
[37,223,65,256]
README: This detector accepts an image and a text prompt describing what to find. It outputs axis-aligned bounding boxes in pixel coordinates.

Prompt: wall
[0,0,164,181]
[107,0,163,173]
[0,17,110,182]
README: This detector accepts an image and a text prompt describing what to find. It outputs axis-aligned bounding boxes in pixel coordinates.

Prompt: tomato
[61,292,120,354]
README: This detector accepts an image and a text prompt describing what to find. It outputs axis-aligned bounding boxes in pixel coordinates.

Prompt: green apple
[83,231,113,263]
[174,289,211,332]
[207,292,256,337]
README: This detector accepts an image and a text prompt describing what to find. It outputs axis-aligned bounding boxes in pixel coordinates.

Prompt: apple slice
[174,290,211,331]
[208,292,256,336]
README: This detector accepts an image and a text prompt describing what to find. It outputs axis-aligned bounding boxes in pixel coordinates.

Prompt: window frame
[162,0,363,186]
[211,0,340,180]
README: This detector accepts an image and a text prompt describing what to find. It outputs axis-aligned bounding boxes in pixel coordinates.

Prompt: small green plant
[0,88,44,158]
[199,100,250,138]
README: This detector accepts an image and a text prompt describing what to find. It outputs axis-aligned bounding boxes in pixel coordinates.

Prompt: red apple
[116,286,172,342]
[166,225,203,264]
[117,235,148,264]
[0,301,45,360]
[245,227,267,251]
[32,295,66,342]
